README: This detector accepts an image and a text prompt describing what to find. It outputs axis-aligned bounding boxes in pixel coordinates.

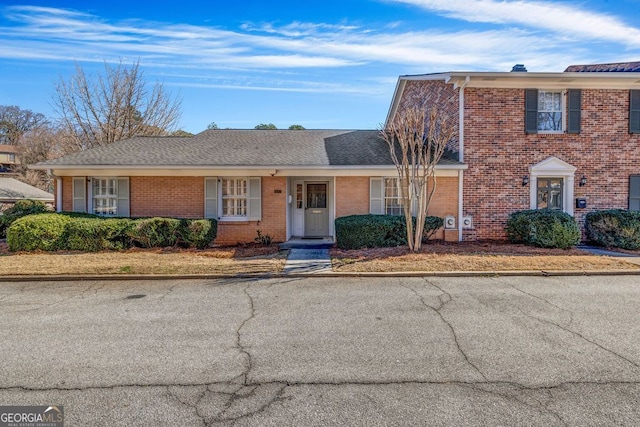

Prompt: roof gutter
[32,164,469,171]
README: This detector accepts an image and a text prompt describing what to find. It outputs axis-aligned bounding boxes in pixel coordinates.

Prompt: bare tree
[0,106,48,145]
[381,103,456,251]
[53,60,182,151]
[11,124,65,191]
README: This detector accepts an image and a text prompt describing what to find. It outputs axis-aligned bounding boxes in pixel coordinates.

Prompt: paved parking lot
[1,275,639,426]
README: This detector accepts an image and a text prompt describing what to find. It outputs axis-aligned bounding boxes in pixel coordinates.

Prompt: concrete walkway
[578,244,640,265]
[283,248,332,274]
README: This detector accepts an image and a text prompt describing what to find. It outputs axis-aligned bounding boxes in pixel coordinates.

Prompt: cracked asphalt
[1,275,640,426]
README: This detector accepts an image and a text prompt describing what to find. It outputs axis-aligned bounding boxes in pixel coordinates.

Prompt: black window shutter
[525,89,538,134]
[631,90,640,134]
[567,89,581,134]
[630,175,640,211]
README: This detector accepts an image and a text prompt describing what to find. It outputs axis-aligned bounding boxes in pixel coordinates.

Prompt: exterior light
[579,176,587,187]
[522,176,529,186]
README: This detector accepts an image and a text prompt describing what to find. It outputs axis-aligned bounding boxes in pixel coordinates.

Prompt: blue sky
[1,0,640,132]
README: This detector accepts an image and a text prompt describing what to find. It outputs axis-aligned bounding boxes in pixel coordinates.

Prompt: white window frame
[8,153,15,162]
[220,177,248,220]
[92,177,118,216]
[384,177,406,216]
[537,90,566,133]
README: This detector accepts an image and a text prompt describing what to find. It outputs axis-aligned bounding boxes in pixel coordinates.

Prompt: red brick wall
[462,87,640,240]
[335,176,369,217]
[215,177,287,245]
[131,177,204,218]
[399,80,460,153]
[61,176,287,245]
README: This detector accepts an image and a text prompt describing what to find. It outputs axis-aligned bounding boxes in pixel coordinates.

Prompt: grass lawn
[1,240,638,276]
[331,241,640,272]
[0,243,286,276]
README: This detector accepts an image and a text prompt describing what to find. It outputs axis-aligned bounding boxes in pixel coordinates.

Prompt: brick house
[0,145,19,174]
[387,61,640,240]
[32,130,464,244]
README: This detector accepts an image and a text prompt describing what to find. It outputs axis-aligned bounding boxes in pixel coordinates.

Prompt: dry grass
[0,243,286,276]
[331,241,640,272]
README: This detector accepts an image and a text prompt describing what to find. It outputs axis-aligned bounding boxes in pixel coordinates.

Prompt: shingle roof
[564,61,640,72]
[36,130,461,168]
[0,178,54,202]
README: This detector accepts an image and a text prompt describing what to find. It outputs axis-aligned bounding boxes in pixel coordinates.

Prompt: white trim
[458,169,464,242]
[56,177,62,213]
[529,157,577,215]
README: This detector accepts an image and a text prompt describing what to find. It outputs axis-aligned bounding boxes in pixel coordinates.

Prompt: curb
[1,269,640,282]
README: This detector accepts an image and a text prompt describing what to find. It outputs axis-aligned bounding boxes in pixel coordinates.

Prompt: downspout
[457,76,470,241]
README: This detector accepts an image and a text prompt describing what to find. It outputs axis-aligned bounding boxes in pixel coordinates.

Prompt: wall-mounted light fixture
[522,175,529,186]
[579,175,587,187]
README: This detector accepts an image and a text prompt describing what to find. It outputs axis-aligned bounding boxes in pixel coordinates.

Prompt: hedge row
[0,199,50,238]
[335,214,443,249]
[585,209,640,250]
[6,213,217,252]
[505,209,580,249]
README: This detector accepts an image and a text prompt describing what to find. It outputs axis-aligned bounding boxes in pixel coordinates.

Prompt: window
[93,178,118,216]
[631,90,640,134]
[204,177,261,221]
[8,153,15,162]
[630,175,640,211]
[384,177,405,215]
[537,178,563,210]
[537,91,563,132]
[525,89,581,134]
[221,178,247,217]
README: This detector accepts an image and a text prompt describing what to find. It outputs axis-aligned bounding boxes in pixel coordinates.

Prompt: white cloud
[391,0,640,46]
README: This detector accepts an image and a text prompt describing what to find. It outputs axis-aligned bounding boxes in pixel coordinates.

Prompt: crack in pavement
[520,310,640,371]
[400,280,487,381]
[235,283,256,386]
[460,382,569,426]
[508,282,575,328]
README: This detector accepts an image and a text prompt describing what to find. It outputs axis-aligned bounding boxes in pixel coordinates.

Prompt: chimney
[511,64,527,72]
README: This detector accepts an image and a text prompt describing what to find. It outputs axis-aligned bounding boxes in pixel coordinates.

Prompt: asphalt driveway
[1,276,639,426]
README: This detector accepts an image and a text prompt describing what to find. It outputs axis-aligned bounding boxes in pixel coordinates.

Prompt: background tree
[53,60,182,151]
[381,102,456,251]
[207,122,219,130]
[288,124,305,130]
[0,106,48,145]
[254,123,277,130]
[11,124,63,190]
[170,130,193,137]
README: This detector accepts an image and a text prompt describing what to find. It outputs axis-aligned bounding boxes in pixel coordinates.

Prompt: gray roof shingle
[36,130,461,168]
[0,178,54,202]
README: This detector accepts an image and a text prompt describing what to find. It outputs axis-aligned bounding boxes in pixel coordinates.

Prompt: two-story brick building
[388,61,640,240]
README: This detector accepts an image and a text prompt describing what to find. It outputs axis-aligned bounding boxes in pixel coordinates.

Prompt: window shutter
[370,177,384,214]
[525,89,538,134]
[204,177,218,219]
[72,177,86,213]
[248,177,261,221]
[117,178,130,217]
[567,89,581,134]
[630,90,640,134]
[630,175,640,211]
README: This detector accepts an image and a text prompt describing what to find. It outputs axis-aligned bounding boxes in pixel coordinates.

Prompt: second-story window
[537,91,563,132]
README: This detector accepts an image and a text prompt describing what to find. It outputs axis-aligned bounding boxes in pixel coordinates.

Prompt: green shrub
[336,214,445,249]
[0,199,50,238]
[505,209,580,249]
[7,213,71,251]
[179,219,217,249]
[62,218,134,251]
[422,216,445,243]
[129,217,182,248]
[336,214,407,249]
[585,209,640,250]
